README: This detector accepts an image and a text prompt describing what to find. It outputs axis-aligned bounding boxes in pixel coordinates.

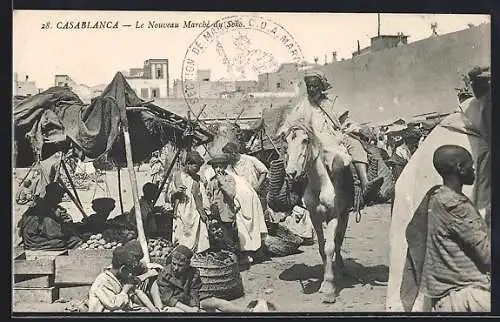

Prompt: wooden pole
[60,158,87,218]
[57,178,88,219]
[117,166,124,215]
[119,118,150,263]
[377,13,381,36]
[153,148,182,206]
[264,131,282,159]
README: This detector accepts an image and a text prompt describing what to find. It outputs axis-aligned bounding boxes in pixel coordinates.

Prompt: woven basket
[264,224,303,256]
[265,235,301,257]
[267,159,288,203]
[267,180,294,213]
[275,224,304,245]
[190,251,244,300]
[268,159,286,188]
[266,221,279,236]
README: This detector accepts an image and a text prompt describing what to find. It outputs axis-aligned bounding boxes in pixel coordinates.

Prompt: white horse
[280,111,354,303]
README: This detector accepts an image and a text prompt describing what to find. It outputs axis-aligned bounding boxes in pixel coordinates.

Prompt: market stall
[13,72,213,304]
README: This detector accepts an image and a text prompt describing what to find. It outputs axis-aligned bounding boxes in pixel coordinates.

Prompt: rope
[354,183,363,224]
[349,163,364,224]
[92,170,111,199]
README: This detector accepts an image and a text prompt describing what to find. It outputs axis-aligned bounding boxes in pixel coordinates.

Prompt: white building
[14,73,39,96]
[125,59,170,99]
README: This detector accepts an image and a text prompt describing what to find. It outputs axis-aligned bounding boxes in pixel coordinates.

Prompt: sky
[13,11,490,90]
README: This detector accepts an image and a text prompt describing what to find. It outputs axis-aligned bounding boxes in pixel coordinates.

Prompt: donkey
[281,114,354,303]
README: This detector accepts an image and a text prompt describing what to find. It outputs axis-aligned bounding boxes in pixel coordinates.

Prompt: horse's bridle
[284,124,320,180]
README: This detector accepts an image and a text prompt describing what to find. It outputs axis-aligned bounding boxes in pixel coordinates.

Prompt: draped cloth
[283,206,314,240]
[400,185,441,312]
[166,170,210,253]
[386,95,491,312]
[228,168,268,252]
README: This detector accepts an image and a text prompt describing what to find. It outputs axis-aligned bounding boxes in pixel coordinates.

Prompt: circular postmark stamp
[181,14,305,115]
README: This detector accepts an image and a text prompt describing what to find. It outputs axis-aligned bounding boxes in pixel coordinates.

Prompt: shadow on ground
[278,258,389,295]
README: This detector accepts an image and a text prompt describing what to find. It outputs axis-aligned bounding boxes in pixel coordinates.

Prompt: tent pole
[57,178,88,219]
[120,123,150,263]
[117,166,124,215]
[153,148,181,206]
[61,158,87,218]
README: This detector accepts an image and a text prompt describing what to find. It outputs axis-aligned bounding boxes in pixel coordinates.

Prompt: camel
[279,105,354,304]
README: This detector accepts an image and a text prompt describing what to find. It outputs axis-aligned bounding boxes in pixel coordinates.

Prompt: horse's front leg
[319,212,338,303]
[309,209,326,263]
[334,211,349,273]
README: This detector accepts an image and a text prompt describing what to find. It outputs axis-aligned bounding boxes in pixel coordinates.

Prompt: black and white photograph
[12,10,491,314]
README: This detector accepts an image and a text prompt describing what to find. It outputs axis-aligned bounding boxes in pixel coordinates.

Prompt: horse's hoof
[321,293,337,304]
[318,281,335,294]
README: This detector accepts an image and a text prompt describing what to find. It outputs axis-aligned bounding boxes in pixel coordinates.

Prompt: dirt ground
[12,167,391,313]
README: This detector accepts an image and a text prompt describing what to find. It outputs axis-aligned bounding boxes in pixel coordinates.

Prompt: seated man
[205,154,240,256]
[122,239,163,293]
[150,245,243,312]
[299,70,384,204]
[127,183,165,237]
[87,244,157,312]
[18,182,82,251]
[79,198,116,233]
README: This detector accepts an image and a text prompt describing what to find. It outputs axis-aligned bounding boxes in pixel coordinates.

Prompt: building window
[141,88,149,98]
[151,88,160,98]
[156,67,163,79]
[277,82,281,89]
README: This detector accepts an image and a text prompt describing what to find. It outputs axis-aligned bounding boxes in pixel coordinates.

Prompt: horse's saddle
[347,135,395,208]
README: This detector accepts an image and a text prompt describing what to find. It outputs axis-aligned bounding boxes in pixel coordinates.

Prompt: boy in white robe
[166,151,210,254]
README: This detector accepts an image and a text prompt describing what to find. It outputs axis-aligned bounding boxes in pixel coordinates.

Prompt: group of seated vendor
[18,180,172,251]
[86,241,244,313]
[17,182,257,313]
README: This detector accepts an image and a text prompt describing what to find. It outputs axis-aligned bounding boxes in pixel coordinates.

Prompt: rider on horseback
[302,69,384,205]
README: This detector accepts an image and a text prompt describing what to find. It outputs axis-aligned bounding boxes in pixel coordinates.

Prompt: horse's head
[283,124,319,181]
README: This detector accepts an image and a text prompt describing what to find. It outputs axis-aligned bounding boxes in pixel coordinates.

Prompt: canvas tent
[14,72,212,169]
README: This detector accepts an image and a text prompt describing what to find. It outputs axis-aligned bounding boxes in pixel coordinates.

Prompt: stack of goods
[266,159,293,213]
[76,233,123,250]
[77,227,137,249]
[266,159,307,213]
[190,250,244,300]
[264,224,303,257]
[147,238,174,266]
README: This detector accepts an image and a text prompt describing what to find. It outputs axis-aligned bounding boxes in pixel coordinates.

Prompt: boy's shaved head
[433,145,472,177]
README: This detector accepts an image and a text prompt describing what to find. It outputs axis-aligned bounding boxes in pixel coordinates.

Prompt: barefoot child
[87,244,157,312]
[150,245,243,312]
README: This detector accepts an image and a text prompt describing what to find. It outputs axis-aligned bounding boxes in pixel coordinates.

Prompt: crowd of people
[15,64,490,313]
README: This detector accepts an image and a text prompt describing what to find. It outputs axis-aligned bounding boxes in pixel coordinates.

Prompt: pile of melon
[148,238,174,260]
[77,227,137,250]
[77,233,122,250]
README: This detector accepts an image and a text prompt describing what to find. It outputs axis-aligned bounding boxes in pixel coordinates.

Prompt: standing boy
[403,145,490,312]
[205,154,240,255]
